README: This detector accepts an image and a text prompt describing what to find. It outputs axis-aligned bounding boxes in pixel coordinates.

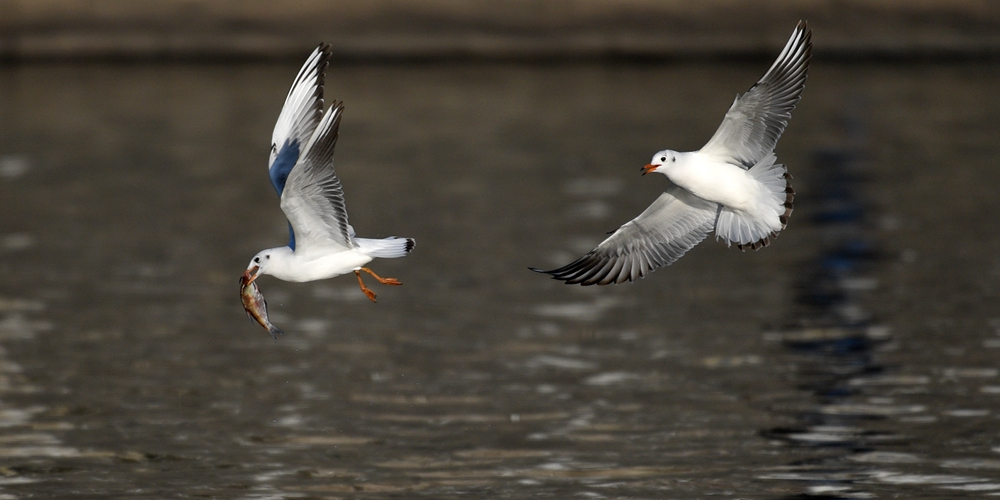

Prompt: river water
[0,60,998,498]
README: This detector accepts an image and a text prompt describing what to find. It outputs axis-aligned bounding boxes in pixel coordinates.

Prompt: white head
[641,149,678,175]
[245,247,288,284]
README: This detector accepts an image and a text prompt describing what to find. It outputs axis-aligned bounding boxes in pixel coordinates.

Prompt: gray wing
[699,21,811,168]
[280,102,357,253]
[532,185,719,285]
[270,44,330,172]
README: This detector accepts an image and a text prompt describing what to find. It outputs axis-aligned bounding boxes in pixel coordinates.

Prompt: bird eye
[254,257,260,263]
[660,156,666,162]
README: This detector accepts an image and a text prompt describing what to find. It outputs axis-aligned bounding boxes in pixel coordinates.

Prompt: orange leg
[355,270,378,303]
[359,267,402,286]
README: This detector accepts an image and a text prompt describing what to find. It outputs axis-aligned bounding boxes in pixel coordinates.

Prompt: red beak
[641,163,658,176]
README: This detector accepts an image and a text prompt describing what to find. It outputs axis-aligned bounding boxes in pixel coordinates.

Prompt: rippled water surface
[0,60,999,498]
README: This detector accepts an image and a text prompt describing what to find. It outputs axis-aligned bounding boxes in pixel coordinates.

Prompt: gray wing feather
[699,21,812,168]
[280,102,356,252]
[533,185,719,285]
[269,44,331,170]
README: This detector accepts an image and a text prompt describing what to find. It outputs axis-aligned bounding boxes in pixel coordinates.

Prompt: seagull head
[244,250,273,285]
[642,150,677,175]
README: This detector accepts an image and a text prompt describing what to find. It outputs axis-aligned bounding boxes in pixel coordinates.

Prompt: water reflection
[760,107,1000,498]
[759,119,897,498]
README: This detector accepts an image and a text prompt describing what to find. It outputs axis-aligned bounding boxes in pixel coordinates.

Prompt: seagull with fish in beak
[242,43,415,334]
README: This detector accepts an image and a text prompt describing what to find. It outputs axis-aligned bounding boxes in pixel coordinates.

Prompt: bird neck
[260,246,297,280]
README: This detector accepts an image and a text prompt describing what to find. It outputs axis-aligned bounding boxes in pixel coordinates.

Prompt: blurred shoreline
[2,0,1000,62]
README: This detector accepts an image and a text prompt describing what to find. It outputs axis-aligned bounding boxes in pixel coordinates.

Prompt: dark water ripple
[759,107,1000,498]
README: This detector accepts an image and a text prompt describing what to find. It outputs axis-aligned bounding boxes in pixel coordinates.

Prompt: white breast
[269,248,373,282]
[663,153,760,211]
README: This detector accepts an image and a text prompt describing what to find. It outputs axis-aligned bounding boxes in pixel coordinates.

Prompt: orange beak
[641,163,658,176]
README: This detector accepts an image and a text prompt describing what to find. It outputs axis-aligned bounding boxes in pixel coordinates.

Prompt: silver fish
[241,269,283,340]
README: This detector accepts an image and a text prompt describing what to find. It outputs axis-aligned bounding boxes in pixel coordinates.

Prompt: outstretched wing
[532,185,719,285]
[699,21,811,168]
[280,101,356,253]
[268,43,332,196]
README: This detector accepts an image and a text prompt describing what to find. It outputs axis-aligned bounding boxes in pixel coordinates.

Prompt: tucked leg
[355,270,377,302]
[360,267,402,286]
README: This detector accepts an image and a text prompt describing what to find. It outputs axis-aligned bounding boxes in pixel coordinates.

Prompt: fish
[241,268,283,340]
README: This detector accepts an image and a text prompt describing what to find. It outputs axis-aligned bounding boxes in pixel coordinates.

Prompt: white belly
[273,249,373,282]
[664,157,759,211]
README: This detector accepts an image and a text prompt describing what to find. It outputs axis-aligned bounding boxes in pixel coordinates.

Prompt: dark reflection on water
[0,61,999,498]
[759,119,900,499]
[757,99,1000,498]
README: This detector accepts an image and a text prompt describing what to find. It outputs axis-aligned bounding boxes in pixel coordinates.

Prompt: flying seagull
[244,43,415,302]
[532,21,811,286]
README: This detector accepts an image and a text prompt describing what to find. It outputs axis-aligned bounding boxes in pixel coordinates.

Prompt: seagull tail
[356,237,416,259]
[715,153,794,250]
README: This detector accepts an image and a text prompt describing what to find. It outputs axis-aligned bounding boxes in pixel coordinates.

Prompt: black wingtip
[316,42,333,66]
[315,43,332,84]
[405,238,416,253]
[530,266,580,282]
[529,261,613,286]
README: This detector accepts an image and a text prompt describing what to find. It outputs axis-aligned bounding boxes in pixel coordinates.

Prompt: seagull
[244,43,415,302]
[532,21,811,286]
